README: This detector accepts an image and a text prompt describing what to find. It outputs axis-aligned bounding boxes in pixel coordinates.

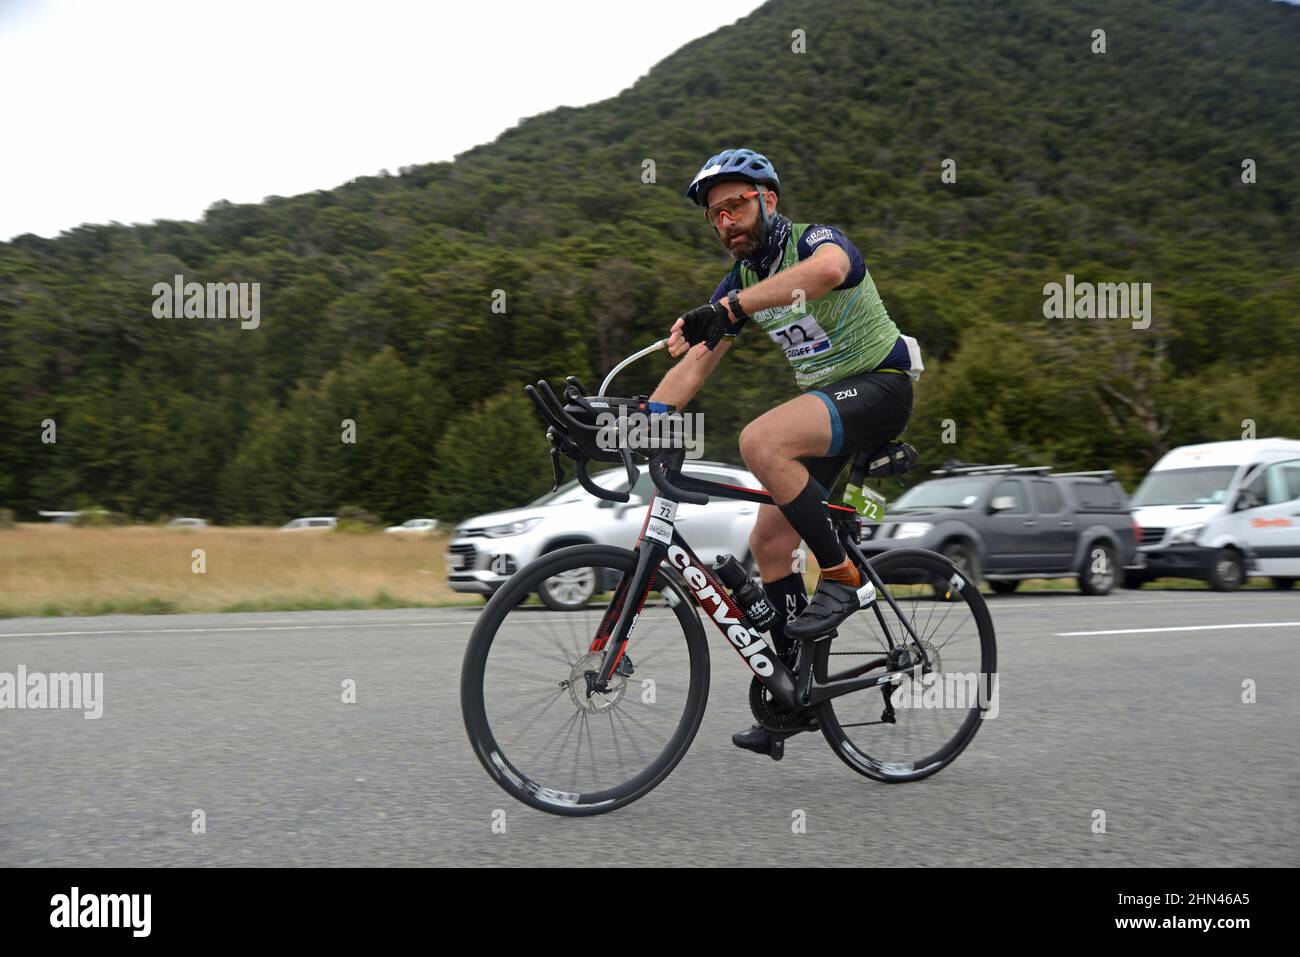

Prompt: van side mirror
[989,496,1016,513]
[1234,490,1261,512]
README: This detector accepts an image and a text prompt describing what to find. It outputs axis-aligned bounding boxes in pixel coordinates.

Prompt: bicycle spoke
[583,713,600,790]
[528,708,582,784]
[492,684,569,729]
[610,707,651,764]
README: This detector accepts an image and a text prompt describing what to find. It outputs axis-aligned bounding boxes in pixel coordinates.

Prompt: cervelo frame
[584,450,936,712]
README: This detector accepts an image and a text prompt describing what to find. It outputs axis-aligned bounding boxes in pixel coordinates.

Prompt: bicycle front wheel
[460,544,710,816]
[816,547,997,783]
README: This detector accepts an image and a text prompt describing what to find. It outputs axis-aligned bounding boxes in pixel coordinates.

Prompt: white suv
[280,516,337,531]
[447,461,764,608]
[385,518,440,534]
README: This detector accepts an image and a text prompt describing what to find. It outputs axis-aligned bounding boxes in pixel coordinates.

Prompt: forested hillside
[2,0,1297,523]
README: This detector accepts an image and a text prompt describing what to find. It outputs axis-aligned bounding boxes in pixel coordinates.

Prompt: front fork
[587,536,665,691]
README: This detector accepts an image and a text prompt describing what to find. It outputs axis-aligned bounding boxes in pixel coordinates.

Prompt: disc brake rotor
[887,637,942,705]
[566,651,627,714]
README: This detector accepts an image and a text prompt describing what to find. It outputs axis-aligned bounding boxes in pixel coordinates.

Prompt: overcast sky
[0,0,763,240]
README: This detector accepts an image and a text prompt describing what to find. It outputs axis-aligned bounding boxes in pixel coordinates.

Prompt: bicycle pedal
[768,737,784,761]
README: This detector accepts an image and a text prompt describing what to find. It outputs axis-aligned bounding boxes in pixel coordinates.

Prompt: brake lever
[547,429,566,491]
[565,376,590,396]
[618,447,638,489]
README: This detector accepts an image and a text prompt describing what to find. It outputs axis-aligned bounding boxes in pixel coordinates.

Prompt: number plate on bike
[643,499,678,545]
[843,482,886,521]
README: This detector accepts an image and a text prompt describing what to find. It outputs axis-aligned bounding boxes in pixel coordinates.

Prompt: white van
[1127,438,1300,590]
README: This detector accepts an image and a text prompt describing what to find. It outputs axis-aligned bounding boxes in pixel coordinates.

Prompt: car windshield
[527,470,625,506]
[891,479,990,510]
[1130,466,1237,506]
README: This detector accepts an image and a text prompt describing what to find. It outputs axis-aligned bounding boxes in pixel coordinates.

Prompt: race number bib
[765,313,831,362]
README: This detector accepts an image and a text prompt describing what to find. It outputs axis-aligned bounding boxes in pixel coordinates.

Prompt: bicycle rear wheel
[815,548,997,782]
[461,544,710,816]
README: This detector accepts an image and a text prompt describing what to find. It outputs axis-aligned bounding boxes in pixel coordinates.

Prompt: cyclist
[649,147,923,756]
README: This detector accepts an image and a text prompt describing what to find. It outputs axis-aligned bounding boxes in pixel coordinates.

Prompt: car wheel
[937,541,981,596]
[1269,577,1295,591]
[484,590,527,607]
[1208,548,1246,592]
[538,566,598,610]
[988,580,1020,594]
[1122,571,1148,590]
[1079,541,1116,595]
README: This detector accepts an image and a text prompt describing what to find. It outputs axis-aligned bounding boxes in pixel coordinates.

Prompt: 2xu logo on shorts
[667,545,774,676]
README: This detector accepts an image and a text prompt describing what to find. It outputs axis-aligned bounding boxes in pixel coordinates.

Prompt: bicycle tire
[461,544,711,816]
[815,547,997,783]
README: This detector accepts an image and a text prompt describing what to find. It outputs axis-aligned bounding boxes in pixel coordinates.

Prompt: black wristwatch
[726,288,749,323]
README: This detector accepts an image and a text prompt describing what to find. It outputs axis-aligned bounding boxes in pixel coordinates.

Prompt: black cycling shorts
[800,369,913,493]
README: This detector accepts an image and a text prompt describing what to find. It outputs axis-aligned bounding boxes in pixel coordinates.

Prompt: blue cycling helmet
[684,148,781,208]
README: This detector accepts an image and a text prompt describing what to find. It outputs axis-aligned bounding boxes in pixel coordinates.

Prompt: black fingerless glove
[680,301,730,351]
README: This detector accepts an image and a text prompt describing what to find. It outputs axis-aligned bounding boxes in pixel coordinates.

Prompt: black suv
[856,464,1142,595]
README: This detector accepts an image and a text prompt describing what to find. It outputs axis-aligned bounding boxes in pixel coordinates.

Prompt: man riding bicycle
[649,147,923,757]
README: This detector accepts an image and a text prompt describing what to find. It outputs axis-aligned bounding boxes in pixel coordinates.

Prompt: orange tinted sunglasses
[704,190,761,226]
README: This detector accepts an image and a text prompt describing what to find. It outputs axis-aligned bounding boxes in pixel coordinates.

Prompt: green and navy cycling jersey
[711,216,908,392]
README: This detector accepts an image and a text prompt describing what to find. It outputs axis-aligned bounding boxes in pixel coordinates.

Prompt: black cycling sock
[763,572,808,657]
[778,477,847,573]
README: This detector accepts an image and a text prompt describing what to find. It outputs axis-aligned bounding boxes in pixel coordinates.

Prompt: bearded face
[706,181,776,262]
[718,207,769,261]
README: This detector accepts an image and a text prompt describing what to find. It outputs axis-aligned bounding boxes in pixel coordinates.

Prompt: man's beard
[719,213,768,261]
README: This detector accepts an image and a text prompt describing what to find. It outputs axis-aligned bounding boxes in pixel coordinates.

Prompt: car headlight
[483,518,542,538]
[1169,523,1205,545]
[893,522,933,540]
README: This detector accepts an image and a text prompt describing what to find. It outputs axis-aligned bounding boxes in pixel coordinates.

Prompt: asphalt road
[2,589,1297,867]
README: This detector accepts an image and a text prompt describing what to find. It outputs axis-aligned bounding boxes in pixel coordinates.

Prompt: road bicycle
[460,341,997,816]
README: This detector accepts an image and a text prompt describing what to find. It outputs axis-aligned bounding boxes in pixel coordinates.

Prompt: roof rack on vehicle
[1051,469,1117,480]
[929,463,1052,477]
[930,463,1017,476]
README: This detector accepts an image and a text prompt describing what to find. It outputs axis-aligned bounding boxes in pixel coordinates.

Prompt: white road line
[0,620,483,638]
[1057,621,1300,636]
[992,595,1299,612]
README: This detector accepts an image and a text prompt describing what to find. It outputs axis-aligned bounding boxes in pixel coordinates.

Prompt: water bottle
[712,555,777,632]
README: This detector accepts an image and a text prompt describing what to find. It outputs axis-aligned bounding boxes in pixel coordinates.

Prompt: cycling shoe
[784,576,876,640]
[731,718,819,761]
